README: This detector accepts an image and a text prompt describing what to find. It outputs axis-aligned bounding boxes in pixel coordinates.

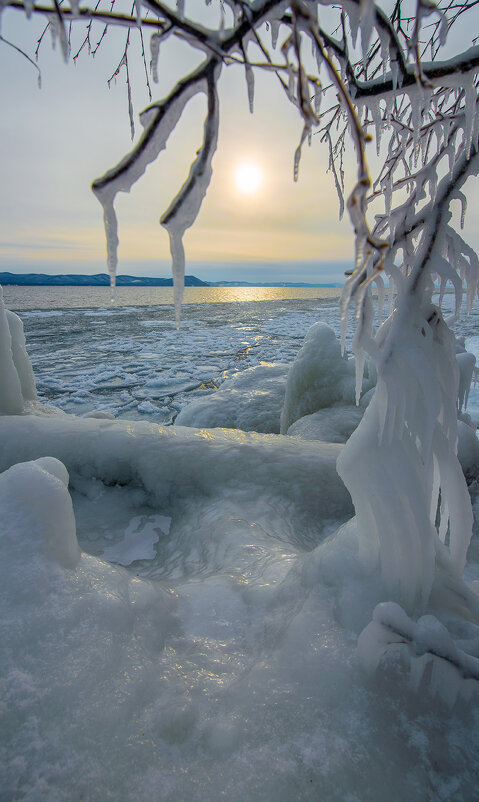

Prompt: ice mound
[0,457,80,570]
[280,323,370,434]
[287,404,364,443]
[0,414,352,535]
[175,363,288,433]
[0,289,37,415]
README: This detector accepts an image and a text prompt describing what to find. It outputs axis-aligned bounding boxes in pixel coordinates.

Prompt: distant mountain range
[0,272,208,287]
[0,272,342,289]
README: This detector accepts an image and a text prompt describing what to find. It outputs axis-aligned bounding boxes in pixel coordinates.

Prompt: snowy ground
[2,294,479,800]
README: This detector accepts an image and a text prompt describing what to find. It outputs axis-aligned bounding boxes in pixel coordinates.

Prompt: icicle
[93,61,214,296]
[293,145,301,182]
[383,93,393,123]
[438,9,448,46]
[270,18,280,49]
[245,61,254,113]
[150,33,161,83]
[47,11,69,62]
[99,198,119,296]
[293,125,309,183]
[287,64,294,101]
[409,88,423,164]
[347,2,360,48]
[429,454,440,526]
[383,178,392,217]
[463,76,476,159]
[458,191,467,230]
[166,228,185,330]
[438,491,449,543]
[24,0,34,18]
[359,0,375,57]
[176,0,185,17]
[134,0,142,25]
[160,67,220,328]
[391,59,399,91]
[428,171,438,207]
[378,29,389,79]
[47,13,58,50]
[376,273,385,323]
[368,98,382,156]
[447,142,456,179]
[126,56,135,140]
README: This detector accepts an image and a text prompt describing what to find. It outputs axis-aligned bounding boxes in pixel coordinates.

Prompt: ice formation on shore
[2,302,479,799]
[0,287,36,414]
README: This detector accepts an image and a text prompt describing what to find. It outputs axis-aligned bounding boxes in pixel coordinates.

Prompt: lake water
[3,284,342,311]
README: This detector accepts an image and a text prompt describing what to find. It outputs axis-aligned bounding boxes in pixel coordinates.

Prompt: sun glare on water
[234,162,262,195]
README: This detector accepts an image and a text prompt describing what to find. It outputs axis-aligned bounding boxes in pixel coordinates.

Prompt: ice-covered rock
[0,290,37,415]
[280,323,368,434]
[287,404,364,443]
[175,363,288,433]
[0,457,80,570]
[0,288,24,414]
[6,308,37,402]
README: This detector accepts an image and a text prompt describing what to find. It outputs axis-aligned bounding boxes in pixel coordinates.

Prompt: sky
[0,2,478,285]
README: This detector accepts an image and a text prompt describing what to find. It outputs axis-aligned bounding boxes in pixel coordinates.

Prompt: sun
[234,162,262,195]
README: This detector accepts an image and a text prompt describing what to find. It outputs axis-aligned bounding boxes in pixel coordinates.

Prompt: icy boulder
[287,404,364,443]
[0,289,37,415]
[0,457,80,571]
[0,288,23,414]
[175,363,288,434]
[6,309,37,401]
[280,323,365,434]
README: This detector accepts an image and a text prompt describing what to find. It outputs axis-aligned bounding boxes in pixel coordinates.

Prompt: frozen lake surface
[7,286,479,424]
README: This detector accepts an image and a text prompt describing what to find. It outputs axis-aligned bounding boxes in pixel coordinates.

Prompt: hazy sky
[0,4,478,284]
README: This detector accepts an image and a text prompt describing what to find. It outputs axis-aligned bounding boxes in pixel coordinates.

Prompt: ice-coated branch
[160,60,221,328]
[358,601,479,703]
[0,33,42,85]
[92,57,216,289]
